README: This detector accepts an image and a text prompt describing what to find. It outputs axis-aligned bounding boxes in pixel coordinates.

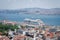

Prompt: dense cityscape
[0,19,60,40]
[0,0,60,40]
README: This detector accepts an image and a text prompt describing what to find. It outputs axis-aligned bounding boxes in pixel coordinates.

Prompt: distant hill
[0,8,60,15]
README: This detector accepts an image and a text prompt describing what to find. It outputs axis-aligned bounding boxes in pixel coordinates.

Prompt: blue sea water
[0,13,60,26]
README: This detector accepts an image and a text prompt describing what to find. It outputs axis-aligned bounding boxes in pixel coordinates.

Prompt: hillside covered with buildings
[0,8,60,15]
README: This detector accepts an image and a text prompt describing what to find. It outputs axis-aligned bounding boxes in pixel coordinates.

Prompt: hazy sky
[0,0,60,9]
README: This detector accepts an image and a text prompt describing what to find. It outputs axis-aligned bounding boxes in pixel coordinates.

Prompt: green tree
[0,23,18,35]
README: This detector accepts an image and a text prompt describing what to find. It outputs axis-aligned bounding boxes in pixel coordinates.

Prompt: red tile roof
[13,35,26,40]
[0,36,10,40]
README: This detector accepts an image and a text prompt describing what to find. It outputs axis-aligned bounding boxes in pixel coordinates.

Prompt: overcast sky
[0,0,60,9]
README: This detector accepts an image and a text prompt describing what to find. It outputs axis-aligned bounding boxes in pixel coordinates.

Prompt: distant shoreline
[0,8,60,15]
